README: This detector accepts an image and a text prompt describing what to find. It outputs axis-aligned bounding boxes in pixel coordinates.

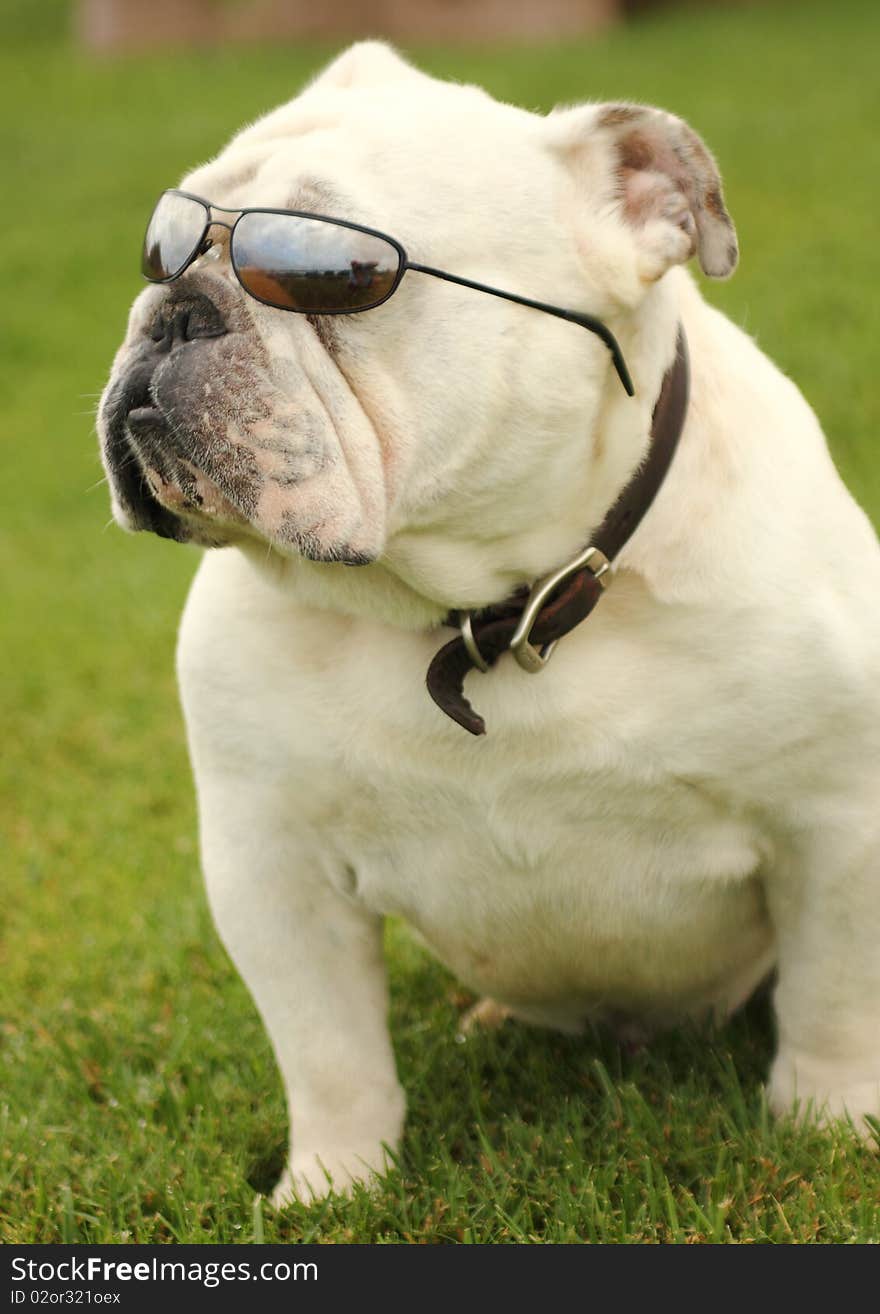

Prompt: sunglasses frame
[143,189,635,396]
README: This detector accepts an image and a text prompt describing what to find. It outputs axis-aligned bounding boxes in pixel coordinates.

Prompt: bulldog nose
[149,291,228,351]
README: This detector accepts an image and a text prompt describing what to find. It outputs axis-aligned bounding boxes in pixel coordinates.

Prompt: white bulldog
[98,42,880,1204]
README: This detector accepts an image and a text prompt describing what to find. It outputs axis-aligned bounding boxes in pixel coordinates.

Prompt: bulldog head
[98,42,736,608]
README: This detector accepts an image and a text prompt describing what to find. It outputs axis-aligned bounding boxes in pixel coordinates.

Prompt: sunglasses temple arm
[406,263,635,397]
[563,313,635,398]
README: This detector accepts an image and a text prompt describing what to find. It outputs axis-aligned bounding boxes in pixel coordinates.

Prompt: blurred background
[29,0,779,49]
[2,0,879,1244]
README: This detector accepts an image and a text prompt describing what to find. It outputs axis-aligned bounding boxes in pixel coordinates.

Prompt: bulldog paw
[768,1052,880,1144]
[270,1142,397,1207]
[458,996,511,1037]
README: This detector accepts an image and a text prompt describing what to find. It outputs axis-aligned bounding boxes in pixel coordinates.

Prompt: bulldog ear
[306,41,424,93]
[549,102,738,283]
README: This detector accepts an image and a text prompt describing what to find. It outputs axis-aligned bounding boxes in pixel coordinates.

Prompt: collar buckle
[455,609,491,673]
[509,545,611,673]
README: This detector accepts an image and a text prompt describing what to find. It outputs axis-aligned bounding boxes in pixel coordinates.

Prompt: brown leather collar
[425,325,690,735]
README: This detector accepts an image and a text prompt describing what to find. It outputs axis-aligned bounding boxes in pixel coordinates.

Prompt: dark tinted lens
[142,192,208,281]
[231,212,401,311]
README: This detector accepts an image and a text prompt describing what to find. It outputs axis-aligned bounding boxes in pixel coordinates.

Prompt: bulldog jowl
[100,271,385,564]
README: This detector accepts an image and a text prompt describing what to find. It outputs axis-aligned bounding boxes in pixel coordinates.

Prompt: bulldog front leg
[197,773,405,1204]
[767,814,880,1139]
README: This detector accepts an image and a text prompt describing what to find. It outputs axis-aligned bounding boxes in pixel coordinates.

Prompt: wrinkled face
[98,42,735,588]
[99,250,388,563]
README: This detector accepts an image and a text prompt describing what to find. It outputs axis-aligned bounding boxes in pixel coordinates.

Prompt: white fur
[102,44,880,1203]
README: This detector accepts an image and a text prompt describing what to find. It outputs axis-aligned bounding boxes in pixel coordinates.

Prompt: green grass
[3,0,880,1244]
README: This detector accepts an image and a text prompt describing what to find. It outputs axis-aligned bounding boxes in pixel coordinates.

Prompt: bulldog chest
[179,552,780,1025]
[333,757,774,1026]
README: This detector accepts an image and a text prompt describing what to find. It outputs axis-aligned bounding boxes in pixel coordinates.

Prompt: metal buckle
[508,545,611,673]
[456,610,490,673]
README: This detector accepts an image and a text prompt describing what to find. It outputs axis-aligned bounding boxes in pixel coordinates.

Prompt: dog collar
[426,325,690,735]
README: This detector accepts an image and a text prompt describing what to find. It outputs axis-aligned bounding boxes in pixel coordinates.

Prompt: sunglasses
[142,189,635,395]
